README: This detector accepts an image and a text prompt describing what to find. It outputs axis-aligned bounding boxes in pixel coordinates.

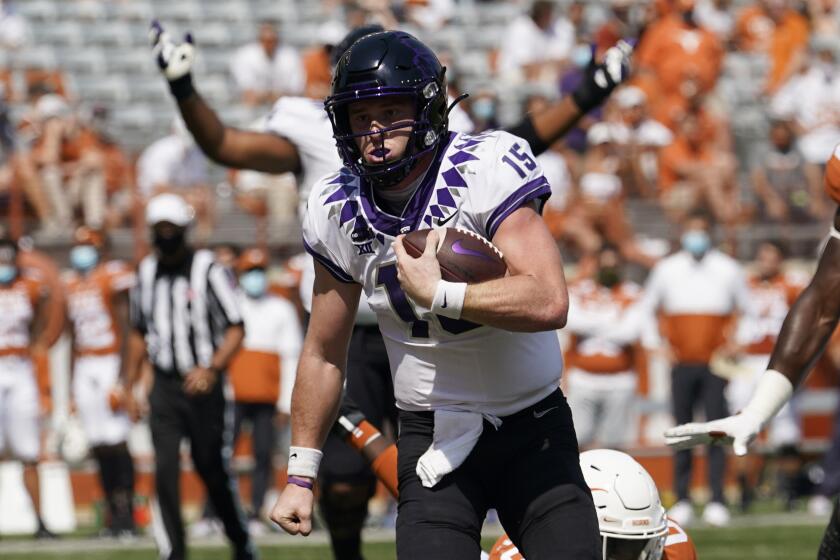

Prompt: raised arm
[504,40,632,157]
[150,21,301,173]
[270,263,361,536]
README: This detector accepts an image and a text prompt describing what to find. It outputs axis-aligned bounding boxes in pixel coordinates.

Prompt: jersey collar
[358,132,455,238]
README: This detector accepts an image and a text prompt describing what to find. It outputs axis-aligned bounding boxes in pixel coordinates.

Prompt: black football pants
[396,389,600,560]
[671,363,728,504]
[149,371,256,560]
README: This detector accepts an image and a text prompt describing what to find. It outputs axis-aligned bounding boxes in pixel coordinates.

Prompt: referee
[124,194,257,560]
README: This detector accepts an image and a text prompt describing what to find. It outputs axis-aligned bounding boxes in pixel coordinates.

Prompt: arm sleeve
[207,263,244,327]
[470,132,552,240]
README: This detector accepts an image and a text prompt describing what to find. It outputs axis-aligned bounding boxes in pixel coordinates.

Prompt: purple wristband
[287,476,314,490]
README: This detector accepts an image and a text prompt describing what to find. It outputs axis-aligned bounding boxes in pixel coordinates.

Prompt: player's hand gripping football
[270,482,315,536]
[664,411,763,457]
[149,20,196,99]
[394,229,442,309]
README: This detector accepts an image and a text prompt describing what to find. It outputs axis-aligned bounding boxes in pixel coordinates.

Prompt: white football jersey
[303,130,563,415]
[259,96,343,213]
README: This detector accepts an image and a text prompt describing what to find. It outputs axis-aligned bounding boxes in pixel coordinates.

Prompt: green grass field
[0,524,828,560]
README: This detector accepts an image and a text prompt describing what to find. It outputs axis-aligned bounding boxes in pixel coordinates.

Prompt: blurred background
[1,0,840,553]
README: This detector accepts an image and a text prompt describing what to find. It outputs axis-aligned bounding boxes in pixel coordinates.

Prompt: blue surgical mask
[240,269,267,298]
[572,44,592,68]
[472,99,495,121]
[70,245,99,272]
[681,231,710,257]
[0,264,16,284]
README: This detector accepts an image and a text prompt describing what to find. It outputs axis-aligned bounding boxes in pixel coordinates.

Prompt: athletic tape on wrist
[287,446,323,478]
[286,476,314,491]
[742,369,794,425]
[431,280,467,319]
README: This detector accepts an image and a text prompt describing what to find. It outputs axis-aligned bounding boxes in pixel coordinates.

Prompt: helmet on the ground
[580,449,668,560]
[325,30,449,189]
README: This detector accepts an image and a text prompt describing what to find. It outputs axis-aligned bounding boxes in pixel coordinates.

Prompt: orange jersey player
[63,227,137,535]
[487,450,697,560]
[0,237,57,538]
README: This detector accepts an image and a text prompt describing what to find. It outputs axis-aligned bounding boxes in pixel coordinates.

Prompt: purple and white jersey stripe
[302,130,562,416]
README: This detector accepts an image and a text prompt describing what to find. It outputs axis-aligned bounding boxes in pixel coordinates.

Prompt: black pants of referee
[671,363,728,504]
[319,324,396,560]
[397,389,600,560]
[149,371,256,560]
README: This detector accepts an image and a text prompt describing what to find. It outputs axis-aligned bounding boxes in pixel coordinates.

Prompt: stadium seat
[58,48,108,75]
[10,46,57,71]
[31,21,84,47]
[14,0,56,22]
[74,75,130,104]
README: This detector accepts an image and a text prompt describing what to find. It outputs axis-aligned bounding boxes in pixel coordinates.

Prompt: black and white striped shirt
[130,249,243,376]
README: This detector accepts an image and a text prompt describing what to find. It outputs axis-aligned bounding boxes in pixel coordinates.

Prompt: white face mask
[70,245,99,271]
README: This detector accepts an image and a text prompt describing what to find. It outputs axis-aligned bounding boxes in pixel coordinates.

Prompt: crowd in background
[3,0,840,539]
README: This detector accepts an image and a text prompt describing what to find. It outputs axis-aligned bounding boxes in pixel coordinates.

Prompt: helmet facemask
[602,534,666,560]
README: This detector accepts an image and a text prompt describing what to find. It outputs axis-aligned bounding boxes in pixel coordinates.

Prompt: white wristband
[287,446,323,478]
[431,280,467,319]
[741,369,794,426]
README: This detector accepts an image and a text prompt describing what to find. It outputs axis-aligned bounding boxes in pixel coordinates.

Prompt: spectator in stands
[213,243,240,272]
[402,0,455,32]
[498,0,575,85]
[694,0,735,41]
[302,21,347,100]
[466,91,499,134]
[658,107,738,224]
[610,85,674,198]
[751,117,820,226]
[83,106,133,230]
[809,0,840,36]
[770,35,840,179]
[0,98,54,233]
[231,21,305,107]
[136,118,213,239]
[228,248,302,534]
[638,212,750,528]
[232,169,298,239]
[734,0,810,95]
[635,0,724,112]
[0,1,30,50]
[564,245,645,449]
[31,94,108,232]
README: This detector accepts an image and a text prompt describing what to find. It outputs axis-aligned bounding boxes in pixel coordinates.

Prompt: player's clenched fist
[270,483,315,536]
[394,229,442,308]
[149,20,196,100]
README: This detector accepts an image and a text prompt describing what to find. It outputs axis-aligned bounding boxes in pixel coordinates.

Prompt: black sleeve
[504,116,550,158]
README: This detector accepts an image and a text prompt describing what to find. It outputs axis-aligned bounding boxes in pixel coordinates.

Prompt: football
[402,227,507,284]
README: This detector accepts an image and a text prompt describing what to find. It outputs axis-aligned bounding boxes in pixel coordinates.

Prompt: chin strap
[446,93,469,118]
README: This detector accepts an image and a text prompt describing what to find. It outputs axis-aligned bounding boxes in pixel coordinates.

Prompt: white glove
[664,369,794,457]
[664,412,762,456]
[149,20,196,98]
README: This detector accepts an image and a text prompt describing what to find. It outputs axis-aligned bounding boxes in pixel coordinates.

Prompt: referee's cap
[146,193,194,227]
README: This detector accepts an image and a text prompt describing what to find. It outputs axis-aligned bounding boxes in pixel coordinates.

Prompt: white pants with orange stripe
[566,367,637,449]
[727,354,800,448]
[72,354,131,446]
[0,356,40,462]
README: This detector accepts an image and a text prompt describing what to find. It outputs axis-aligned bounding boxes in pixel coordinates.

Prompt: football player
[488,449,697,560]
[0,237,55,538]
[63,227,137,536]
[664,146,840,558]
[269,30,604,559]
[151,21,631,560]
